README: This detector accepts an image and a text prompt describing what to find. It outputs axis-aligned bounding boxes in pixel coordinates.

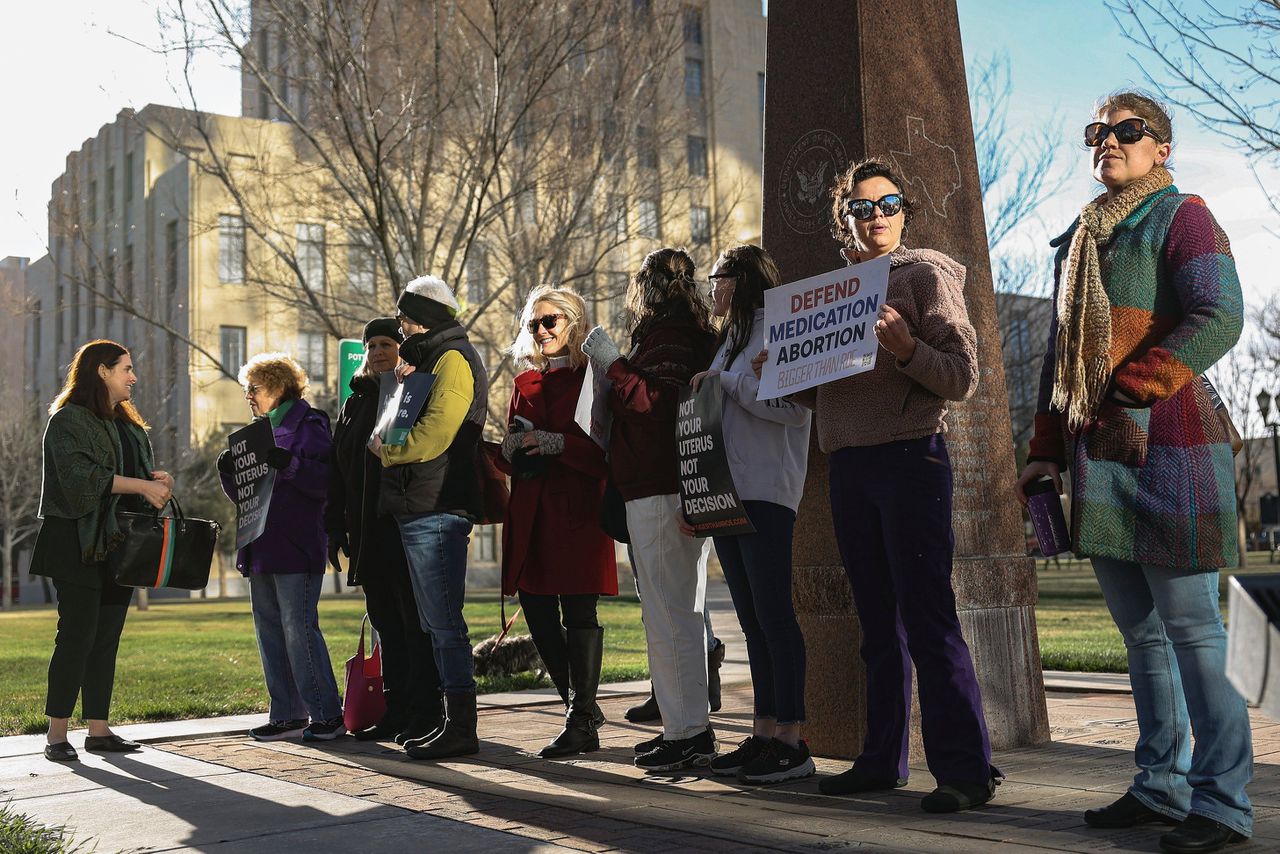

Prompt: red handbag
[342,615,386,734]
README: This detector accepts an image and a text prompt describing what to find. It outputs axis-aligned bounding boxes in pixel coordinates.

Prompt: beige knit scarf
[1052,165,1173,431]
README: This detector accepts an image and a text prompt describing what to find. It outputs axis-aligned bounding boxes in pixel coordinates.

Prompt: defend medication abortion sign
[228,418,276,550]
[757,255,891,400]
[676,375,755,537]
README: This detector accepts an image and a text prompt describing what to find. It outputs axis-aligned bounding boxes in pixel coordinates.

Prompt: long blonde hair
[508,285,590,372]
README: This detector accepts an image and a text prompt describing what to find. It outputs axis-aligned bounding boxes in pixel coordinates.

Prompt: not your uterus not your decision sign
[227,418,277,551]
[757,254,890,400]
[676,374,754,537]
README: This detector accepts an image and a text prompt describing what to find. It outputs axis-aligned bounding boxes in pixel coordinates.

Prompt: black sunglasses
[843,194,903,221]
[526,313,565,333]
[1084,118,1164,147]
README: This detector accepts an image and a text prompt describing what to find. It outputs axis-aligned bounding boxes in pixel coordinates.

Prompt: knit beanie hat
[362,316,404,344]
[397,275,460,329]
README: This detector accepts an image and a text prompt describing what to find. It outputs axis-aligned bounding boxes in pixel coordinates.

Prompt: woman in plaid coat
[1016,92,1250,854]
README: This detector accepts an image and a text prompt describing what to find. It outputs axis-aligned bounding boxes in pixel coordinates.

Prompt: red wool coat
[498,366,618,597]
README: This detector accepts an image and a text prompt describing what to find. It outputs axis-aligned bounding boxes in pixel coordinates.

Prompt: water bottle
[1025,477,1071,557]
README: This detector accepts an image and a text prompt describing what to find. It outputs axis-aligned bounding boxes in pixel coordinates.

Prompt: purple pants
[829,433,992,784]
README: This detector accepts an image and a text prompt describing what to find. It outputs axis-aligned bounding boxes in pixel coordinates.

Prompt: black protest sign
[676,375,755,537]
[374,372,436,446]
[228,418,277,551]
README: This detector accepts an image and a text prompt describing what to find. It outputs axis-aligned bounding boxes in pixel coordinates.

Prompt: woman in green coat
[31,340,173,763]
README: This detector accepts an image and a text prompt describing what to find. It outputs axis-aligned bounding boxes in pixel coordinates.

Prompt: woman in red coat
[499,285,618,758]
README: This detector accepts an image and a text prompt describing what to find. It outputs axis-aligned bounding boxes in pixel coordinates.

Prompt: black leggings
[46,577,135,719]
[519,592,600,634]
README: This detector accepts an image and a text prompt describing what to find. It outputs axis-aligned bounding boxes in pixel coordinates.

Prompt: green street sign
[339,338,364,406]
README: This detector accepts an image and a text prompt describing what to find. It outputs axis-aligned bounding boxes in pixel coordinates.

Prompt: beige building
[0,256,39,414]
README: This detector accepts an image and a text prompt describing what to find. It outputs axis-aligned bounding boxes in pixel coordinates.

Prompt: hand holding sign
[874,304,916,362]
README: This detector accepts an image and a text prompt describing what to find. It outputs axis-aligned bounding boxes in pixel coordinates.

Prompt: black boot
[625,686,661,723]
[708,638,725,714]
[405,692,478,759]
[396,693,445,746]
[541,627,603,758]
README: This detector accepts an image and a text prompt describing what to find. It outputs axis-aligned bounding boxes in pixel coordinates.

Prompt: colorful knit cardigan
[1028,187,1243,569]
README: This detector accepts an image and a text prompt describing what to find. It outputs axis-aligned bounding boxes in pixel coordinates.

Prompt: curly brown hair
[625,247,712,347]
[238,352,309,401]
[829,157,915,249]
[1095,90,1173,147]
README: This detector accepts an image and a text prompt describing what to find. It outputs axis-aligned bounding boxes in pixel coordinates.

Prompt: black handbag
[599,478,630,544]
[108,497,221,590]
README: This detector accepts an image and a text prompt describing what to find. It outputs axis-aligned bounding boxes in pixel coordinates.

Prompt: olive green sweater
[38,404,155,563]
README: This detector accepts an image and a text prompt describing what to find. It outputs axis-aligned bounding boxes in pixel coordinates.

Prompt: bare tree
[969,53,1068,451]
[1208,347,1269,565]
[0,414,43,609]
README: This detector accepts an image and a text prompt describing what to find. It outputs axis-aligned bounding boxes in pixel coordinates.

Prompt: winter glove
[529,430,565,456]
[327,532,349,573]
[581,326,622,372]
[265,447,293,470]
[501,431,523,462]
[216,449,235,475]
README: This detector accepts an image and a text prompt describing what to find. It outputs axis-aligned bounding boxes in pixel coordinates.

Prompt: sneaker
[634,733,664,756]
[634,727,717,772]
[249,719,308,741]
[302,717,347,742]
[709,735,769,777]
[738,739,816,785]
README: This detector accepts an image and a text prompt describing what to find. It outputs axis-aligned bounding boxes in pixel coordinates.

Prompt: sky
[1,0,1274,309]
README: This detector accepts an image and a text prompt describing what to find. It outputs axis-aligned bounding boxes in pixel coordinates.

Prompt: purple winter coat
[219,398,332,575]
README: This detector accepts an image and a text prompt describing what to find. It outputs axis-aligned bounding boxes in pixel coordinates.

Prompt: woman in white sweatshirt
[687,243,813,785]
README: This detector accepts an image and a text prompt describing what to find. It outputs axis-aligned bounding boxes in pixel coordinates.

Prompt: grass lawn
[1034,551,1280,673]
[0,594,646,736]
[3,553,1277,735]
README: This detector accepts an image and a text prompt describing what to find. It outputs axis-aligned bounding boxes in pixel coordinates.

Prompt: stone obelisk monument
[762,0,1050,758]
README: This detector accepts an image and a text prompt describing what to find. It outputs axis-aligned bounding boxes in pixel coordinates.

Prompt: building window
[636,125,657,170]
[347,231,375,293]
[123,244,134,305]
[220,325,247,376]
[297,330,327,382]
[638,199,660,238]
[87,180,97,224]
[124,152,135,205]
[165,220,179,294]
[257,28,270,118]
[32,300,42,360]
[465,245,488,305]
[685,58,703,100]
[519,188,538,225]
[474,525,497,562]
[105,166,115,216]
[103,259,115,320]
[296,222,325,291]
[683,6,703,44]
[219,214,245,283]
[687,135,708,177]
[606,194,628,240]
[690,205,711,244]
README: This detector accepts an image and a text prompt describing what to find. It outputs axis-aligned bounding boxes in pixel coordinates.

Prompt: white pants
[625,493,709,740]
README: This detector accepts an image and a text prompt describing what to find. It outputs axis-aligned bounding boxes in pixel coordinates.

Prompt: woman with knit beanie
[497,285,617,759]
[765,157,999,812]
[1016,93,1250,854]
[326,317,442,744]
[581,248,719,772]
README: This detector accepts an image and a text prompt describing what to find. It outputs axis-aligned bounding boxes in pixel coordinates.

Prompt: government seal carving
[779,129,849,235]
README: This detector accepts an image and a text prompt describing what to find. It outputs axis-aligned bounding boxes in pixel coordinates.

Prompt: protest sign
[338,339,364,407]
[676,375,755,537]
[757,254,891,400]
[228,418,277,551]
[374,372,436,445]
[573,359,613,450]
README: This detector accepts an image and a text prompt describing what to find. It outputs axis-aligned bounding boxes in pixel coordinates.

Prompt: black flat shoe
[1159,815,1247,854]
[1085,792,1180,829]
[818,765,908,796]
[44,742,78,762]
[83,734,141,753]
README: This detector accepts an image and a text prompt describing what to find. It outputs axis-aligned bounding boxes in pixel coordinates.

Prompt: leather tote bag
[108,497,220,590]
[343,615,386,734]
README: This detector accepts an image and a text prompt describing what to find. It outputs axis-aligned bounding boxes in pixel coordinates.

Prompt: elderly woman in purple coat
[218,353,343,742]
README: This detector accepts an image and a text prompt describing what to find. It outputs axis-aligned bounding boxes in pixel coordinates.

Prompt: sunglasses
[526,313,565,333]
[843,194,903,221]
[1084,118,1164,147]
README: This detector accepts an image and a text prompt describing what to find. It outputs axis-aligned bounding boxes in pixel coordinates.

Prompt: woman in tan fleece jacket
[757,157,997,812]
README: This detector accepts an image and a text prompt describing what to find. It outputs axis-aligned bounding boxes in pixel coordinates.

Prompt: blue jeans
[714,500,806,723]
[1091,557,1253,837]
[396,512,476,694]
[249,573,342,722]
